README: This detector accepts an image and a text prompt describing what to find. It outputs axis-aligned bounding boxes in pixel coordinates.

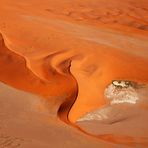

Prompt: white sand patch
[105,83,139,105]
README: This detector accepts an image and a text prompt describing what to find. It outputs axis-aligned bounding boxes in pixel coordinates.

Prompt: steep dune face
[0,0,148,146]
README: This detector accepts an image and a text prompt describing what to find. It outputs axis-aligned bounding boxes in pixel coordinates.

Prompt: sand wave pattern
[1,30,148,147]
[0,0,148,145]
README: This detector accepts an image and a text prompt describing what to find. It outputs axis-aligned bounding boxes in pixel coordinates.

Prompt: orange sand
[0,0,148,146]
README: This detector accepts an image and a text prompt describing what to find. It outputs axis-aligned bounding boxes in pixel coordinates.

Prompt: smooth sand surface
[0,0,148,147]
[0,82,124,148]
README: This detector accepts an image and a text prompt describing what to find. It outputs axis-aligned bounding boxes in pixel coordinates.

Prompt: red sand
[0,0,148,147]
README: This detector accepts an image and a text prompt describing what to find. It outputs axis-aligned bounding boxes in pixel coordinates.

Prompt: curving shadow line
[57,64,79,124]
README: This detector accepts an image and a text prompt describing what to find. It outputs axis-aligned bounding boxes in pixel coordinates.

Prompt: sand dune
[0,0,148,147]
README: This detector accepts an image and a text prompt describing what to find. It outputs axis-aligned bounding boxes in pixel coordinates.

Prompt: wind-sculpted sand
[0,0,148,147]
